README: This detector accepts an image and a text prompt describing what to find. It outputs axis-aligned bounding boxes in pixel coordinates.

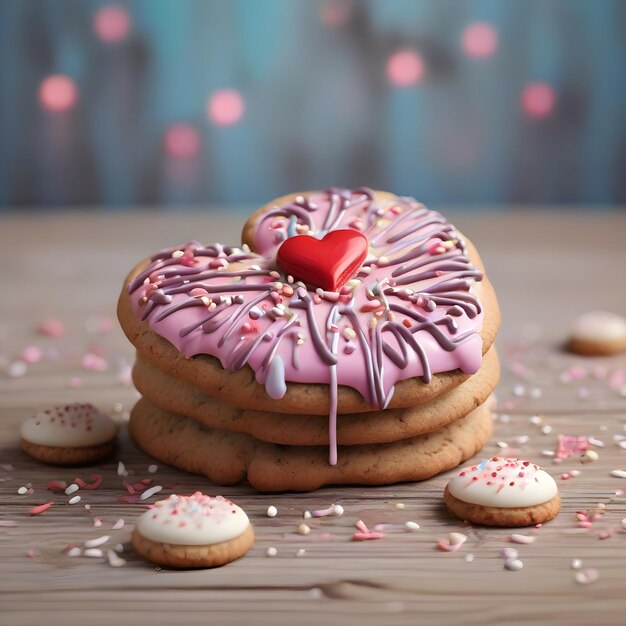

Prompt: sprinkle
[529,415,543,425]
[112,518,125,530]
[38,317,66,337]
[588,437,604,447]
[510,534,535,544]
[464,553,474,562]
[541,425,553,435]
[47,480,67,491]
[496,441,509,449]
[117,461,127,477]
[106,549,127,567]
[26,549,38,558]
[17,486,28,495]
[404,521,420,531]
[140,485,163,500]
[438,532,467,552]
[610,470,626,479]
[298,523,311,535]
[8,361,27,378]
[266,505,278,518]
[68,495,81,505]
[83,548,104,558]
[65,483,80,495]
[575,569,599,584]
[266,547,278,557]
[504,558,524,571]
[581,450,599,463]
[303,511,312,520]
[84,535,110,548]
[148,464,158,474]
[311,504,344,518]
[501,548,519,559]
[67,547,82,557]
[449,532,467,546]
[571,559,583,569]
[29,502,53,516]
[93,517,103,528]
[296,549,306,557]
[395,503,405,510]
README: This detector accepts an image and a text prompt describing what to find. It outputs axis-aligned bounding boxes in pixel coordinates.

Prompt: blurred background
[0,0,625,210]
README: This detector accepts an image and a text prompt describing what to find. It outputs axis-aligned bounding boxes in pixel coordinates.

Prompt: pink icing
[128,188,484,464]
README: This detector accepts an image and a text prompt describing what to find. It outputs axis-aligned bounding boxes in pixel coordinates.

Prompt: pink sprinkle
[352,531,385,541]
[598,529,614,540]
[47,480,67,491]
[75,475,103,490]
[38,318,66,337]
[118,494,141,504]
[21,346,43,364]
[26,549,37,558]
[29,502,53,516]
[437,541,464,553]
[609,369,625,392]
[81,353,108,372]
[93,517,103,528]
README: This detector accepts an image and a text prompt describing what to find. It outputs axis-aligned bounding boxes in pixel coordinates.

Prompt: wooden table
[1,209,625,626]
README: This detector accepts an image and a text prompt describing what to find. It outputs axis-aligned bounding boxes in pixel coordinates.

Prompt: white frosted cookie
[444,457,560,527]
[567,311,626,356]
[132,492,255,568]
[20,403,118,465]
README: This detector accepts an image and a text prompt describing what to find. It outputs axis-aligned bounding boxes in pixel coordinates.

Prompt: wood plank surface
[1,209,625,626]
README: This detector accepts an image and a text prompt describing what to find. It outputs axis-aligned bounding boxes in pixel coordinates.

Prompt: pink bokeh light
[38,75,78,112]
[387,50,425,87]
[207,89,245,127]
[521,82,557,118]
[461,22,498,59]
[94,5,131,43]
[164,123,201,159]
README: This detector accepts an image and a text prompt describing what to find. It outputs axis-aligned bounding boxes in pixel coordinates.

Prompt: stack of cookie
[119,189,500,492]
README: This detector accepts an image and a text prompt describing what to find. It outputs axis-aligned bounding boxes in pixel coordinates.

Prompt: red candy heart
[277,230,368,292]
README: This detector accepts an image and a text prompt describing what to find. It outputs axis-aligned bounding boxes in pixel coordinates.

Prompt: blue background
[1,0,625,208]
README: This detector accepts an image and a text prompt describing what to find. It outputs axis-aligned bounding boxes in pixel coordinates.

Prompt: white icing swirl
[136,492,250,545]
[447,457,558,508]
[570,311,626,343]
[21,403,118,447]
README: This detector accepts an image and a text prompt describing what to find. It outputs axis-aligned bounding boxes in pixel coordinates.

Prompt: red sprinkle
[29,502,53,516]
[75,474,103,490]
[47,480,67,491]
[352,531,385,541]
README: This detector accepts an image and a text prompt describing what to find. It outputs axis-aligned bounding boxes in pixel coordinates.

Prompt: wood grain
[1,209,626,626]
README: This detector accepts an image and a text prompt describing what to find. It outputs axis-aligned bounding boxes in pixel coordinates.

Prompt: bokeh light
[94,5,131,43]
[38,75,78,112]
[521,82,557,118]
[207,89,245,126]
[164,123,201,159]
[461,22,498,59]
[320,1,351,27]
[387,50,425,87]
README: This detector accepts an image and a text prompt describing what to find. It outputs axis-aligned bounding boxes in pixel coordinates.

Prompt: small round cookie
[444,457,560,527]
[132,492,254,568]
[21,403,118,465]
[566,311,626,356]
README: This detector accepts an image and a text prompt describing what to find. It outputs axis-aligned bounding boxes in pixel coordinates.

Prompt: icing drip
[128,189,485,465]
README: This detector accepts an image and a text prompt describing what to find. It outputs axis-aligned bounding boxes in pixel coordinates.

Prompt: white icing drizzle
[21,403,118,447]
[447,457,558,508]
[136,492,250,545]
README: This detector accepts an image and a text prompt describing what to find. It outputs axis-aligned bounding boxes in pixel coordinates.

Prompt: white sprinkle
[65,483,80,495]
[83,548,104,558]
[266,505,278,518]
[112,518,125,530]
[106,549,127,567]
[404,521,420,531]
[610,470,626,479]
[529,415,542,425]
[296,549,306,557]
[171,250,184,258]
[266,547,278,557]
[571,559,583,569]
[618,441,626,450]
[140,485,163,500]
[114,543,124,553]
[298,523,311,535]
[513,385,525,397]
[93,517,102,528]
[501,547,519,559]
[68,495,81,505]
[569,469,581,477]
[510,534,535,544]
[8,361,27,378]
[514,435,530,445]
[117,461,127,477]
[395,503,405,510]
[464,553,474,562]
[303,511,312,520]
[504,558,524,571]
[581,450,599,463]
[17,486,28,495]
[67,547,82,557]
[496,441,509,449]
[499,414,511,424]
[530,387,543,399]
[449,532,467,546]
[148,464,158,474]
[541,425,553,435]
[542,450,555,457]
[575,568,599,584]
[333,504,344,516]
[588,437,604,447]
[84,535,110,548]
